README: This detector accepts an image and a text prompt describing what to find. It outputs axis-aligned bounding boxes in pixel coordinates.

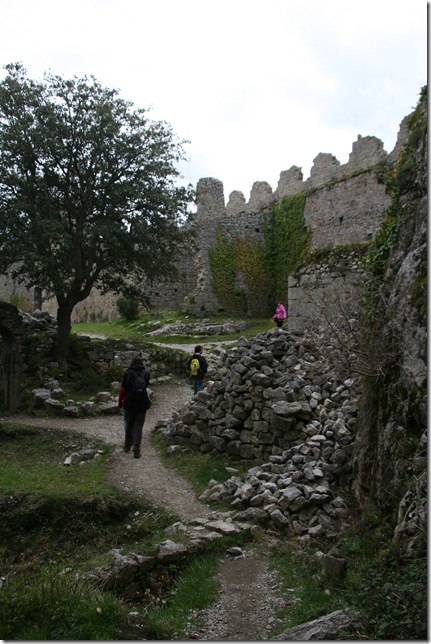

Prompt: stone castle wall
[137,126,406,322]
[2,118,408,328]
[287,247,368,333]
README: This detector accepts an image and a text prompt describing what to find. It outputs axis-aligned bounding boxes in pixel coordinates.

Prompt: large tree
[0,63,194,365]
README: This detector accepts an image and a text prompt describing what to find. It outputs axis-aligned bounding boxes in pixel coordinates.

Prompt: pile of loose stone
[142,319,247,337]
[157,328,361,541]
[31,383,122,416]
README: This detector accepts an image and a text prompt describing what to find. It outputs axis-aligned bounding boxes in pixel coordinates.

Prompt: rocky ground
[11,375,289,641]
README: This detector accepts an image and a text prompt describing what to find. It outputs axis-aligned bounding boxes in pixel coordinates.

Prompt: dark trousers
[193,375,204,394]
[125,410,146,455]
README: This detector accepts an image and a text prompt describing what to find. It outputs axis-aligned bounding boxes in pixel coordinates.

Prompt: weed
[342,556,427,640]
[116,294,141,320]
[143,553,220,639]
[66,366,109,397]
[151,430,249,497]
[337,509,427,640]
[0,563,129,640]
[268,542,344,629]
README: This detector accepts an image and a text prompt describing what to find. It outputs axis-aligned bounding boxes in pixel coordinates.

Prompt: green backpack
[190,357,200,377]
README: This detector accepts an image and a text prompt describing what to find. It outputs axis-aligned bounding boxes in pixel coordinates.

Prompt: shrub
[345,557,427,640]
[116,295,140,320]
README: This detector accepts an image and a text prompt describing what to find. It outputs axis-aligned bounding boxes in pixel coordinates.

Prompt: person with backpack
[121,356,151,458]
[188,345,208,394]
[118,384,127,434]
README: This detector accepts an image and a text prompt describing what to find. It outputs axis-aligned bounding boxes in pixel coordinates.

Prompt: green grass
[152,430,249,497]
[72,311,274,345]
[268,541,344,630]
[0,420,181,570]
[0,564,130,640]
[0,422,116,497]
[0,417,253,641]
[143,553,221,639]
[0,419,188,640]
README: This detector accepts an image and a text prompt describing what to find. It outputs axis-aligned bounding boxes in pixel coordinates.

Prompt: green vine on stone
[264,192,310,308]
[208,227,237,311]
[235,236,270,316]
[208,192,309,316]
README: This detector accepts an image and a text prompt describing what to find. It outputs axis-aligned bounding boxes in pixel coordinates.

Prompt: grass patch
[0,563,130,640]
[268,541,344,630]
[0,416,249,641]
[72,311,274,345]
[0,419,180,567]
[0,420,188,640]
[143,553,221,639]
[267,510,427,641]
[152,430,249,497]
[0,422,116,497]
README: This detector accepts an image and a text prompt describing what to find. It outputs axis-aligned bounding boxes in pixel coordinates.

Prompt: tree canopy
[0,63,194,363]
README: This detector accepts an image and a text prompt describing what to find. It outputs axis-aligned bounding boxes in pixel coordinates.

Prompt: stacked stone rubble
[158,329,361,538]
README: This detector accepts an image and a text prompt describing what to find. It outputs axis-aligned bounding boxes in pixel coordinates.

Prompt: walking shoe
[123,445,131,453]
[133,452,141,458]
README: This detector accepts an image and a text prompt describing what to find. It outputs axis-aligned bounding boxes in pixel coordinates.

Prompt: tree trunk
[55,302,74,369]
[33,287,42,311]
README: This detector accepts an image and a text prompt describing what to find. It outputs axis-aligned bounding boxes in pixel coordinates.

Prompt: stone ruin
[65,119,408,325]
[0,115,410,332]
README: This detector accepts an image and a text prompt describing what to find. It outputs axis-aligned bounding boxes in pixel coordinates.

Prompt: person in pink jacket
[273,302,287,330]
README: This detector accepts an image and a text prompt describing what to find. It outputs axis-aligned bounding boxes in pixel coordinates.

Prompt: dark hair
[194,345,203,354]
[130,356,144,367]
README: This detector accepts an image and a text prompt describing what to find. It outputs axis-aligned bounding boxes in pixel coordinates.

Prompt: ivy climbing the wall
[208,191,310,317]
[235,237,270,316]
[264,192,311,309]
[208,228,269,315]
[208,228,237,312]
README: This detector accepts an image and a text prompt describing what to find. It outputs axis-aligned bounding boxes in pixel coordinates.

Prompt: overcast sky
[0,0,427,202]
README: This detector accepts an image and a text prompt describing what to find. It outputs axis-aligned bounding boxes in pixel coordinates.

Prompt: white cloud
[0,0,427,200]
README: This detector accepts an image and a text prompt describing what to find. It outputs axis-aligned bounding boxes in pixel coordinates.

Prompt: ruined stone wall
[304,172,390,248]
[4,119,408,327]
[147,129,403,320]
[287,247,368,333]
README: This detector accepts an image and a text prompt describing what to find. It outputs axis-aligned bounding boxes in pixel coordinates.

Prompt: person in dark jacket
[121,356,151,458]
[118,384,127,434]
[188,345,208,395]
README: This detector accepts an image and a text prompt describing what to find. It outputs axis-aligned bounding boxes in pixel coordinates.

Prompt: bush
[116,295,140,320]
[106,364,126,383]
[346,557,427,640]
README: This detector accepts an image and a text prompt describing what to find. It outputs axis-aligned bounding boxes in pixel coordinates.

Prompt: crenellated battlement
[29,115,412,322]
[204,124,408,218]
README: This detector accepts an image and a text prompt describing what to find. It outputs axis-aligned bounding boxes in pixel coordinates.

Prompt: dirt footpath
[10,378,286,640]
